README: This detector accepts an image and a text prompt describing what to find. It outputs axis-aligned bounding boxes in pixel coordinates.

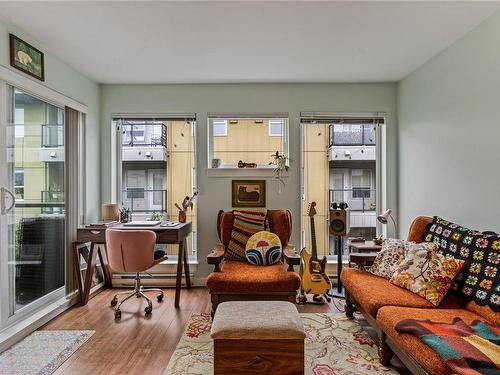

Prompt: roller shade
[300,112,385,124]
[208,112,288,119]
[112,113,196,122]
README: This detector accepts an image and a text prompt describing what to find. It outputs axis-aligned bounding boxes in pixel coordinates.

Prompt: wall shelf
[207,168,289,178]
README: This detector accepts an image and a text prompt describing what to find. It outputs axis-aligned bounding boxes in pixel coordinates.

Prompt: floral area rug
[0,330,94,375]
[164,313,397,374]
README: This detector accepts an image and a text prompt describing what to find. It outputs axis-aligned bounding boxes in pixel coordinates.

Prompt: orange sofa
[340,216,499,375]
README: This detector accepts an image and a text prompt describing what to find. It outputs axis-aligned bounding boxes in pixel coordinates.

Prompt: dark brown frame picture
[10,34,45,81]
[232,180,266,207]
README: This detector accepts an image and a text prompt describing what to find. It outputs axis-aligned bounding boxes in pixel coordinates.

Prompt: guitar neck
[310,216,318,260]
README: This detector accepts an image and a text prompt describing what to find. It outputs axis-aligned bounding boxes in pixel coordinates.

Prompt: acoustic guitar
[300,202,332,303]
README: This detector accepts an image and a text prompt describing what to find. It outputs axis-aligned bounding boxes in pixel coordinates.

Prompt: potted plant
[269,151,289,194]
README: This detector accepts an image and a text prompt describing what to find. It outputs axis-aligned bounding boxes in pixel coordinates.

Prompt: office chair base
[111,273,164,320]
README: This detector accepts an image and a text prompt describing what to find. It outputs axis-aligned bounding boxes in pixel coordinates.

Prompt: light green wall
[101,83,397,278]
[398,11,500,233]
[0,20,101,222]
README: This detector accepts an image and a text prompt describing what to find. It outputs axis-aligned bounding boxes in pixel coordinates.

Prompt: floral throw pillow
[369,239,407,279]
[390,244,465,306]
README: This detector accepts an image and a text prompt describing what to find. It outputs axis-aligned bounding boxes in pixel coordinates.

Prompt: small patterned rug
[0,330,94,375]
[165,313,397,374]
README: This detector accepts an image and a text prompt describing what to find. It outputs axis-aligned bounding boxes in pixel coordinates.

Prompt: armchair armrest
[207,244,225,272]
[283,245,301,272]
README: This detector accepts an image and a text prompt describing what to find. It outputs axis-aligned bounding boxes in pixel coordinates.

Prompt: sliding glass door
[0,86,65,326]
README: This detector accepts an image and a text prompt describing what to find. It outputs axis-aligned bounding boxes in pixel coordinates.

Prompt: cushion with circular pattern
[245,231,282,266]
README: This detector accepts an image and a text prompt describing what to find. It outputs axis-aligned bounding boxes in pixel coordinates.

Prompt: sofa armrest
[207,244,225,272]
[283,245,300,272]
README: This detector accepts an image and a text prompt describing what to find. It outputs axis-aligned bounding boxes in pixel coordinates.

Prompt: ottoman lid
[210,301,305,340]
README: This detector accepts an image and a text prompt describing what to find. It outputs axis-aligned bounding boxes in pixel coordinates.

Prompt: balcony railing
[41,124,64,148]
[121,189,167,214]
[40,191,65,214]
[329,124,375,147]
[121,123,167,148]
[329,188,376,213]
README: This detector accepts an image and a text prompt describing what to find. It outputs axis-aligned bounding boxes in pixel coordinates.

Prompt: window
[351,169,372,198]
[213,120,227,137]
[208,115,288,168]
[14,169,24,201]
[269,119,284,136]
[15,108,24,138]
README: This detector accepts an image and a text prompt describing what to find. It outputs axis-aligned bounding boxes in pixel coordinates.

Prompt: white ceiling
[0,1,499,84]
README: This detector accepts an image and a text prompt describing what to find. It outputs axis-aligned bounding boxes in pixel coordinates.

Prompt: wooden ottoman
[210,301,305,375]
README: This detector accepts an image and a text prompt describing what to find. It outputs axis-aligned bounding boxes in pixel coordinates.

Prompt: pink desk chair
[106,229,169,319]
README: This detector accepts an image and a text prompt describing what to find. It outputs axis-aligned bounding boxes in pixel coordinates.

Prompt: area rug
[164,313,397,374]
[0,330,94,375]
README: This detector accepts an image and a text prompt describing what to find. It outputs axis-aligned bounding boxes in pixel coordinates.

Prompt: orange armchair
[206,209,301,316]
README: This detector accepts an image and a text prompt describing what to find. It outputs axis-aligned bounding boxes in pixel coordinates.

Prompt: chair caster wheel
[114,310,121,320]
[145,305,152,316]
[157,294,164,303]
[110,297,118,307]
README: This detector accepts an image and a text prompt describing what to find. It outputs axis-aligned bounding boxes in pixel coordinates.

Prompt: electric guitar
[300,202,332,302]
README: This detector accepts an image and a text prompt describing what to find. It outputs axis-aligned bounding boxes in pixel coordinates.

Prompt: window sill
[207,168,289,178]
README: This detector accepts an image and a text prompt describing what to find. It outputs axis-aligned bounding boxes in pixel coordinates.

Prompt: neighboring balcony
[40,124,64,162]
[121,123,167,162]
[40,190,65,215]
[121,188,167,217]
[329,188,376,228]
[328,123,376,161]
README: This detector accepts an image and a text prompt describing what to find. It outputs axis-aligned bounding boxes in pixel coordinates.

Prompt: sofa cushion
[465,300,500,324]
[341,268,462,316]
[377,306,489,375]
[425,216,500,311]
[206,260,301,293]
[245,231,282,266]
[369,238,406,279]
[390,243,464,306]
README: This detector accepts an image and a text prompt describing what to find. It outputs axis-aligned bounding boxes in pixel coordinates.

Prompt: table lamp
[102,203,120,222]
[377,209,397,237]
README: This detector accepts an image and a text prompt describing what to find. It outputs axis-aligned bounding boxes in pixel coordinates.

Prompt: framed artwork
[9,34,45,81]
[232,180,266,207]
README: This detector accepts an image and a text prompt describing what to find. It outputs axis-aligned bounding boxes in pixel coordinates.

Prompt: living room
[0,1,498,375]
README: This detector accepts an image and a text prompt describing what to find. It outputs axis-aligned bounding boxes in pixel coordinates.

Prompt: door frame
[0,68,87,333]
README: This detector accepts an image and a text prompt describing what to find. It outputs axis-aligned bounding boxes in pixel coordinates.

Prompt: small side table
[349,240,382,253]
[349,252,379,270]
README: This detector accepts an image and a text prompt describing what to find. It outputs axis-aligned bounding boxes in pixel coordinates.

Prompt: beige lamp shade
[102,203,120,221]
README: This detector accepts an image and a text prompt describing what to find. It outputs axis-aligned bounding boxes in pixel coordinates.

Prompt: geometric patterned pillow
[369,238,407,279]
[425,216,500,311]
[390,243,465,306]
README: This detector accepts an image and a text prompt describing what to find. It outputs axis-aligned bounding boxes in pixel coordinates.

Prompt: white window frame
[14,108,24,138]
[207,114,289,170]
[268,119,284,137]
[350,169,373,200]
[212,119,227,137]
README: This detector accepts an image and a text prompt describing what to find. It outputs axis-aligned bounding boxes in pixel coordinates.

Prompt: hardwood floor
[40,288,397,374]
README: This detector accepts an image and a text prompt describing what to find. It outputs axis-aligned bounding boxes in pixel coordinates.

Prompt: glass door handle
[1,187,15,214]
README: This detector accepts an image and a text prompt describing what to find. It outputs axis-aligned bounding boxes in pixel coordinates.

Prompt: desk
[75,222,192,307]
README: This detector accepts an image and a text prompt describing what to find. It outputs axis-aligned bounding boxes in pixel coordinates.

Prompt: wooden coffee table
[348,240,382,253]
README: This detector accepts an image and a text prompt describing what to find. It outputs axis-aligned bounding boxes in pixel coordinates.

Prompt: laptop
[122,220,161,227]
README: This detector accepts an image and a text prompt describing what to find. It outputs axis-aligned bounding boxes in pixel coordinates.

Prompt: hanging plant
[269,151,290,194]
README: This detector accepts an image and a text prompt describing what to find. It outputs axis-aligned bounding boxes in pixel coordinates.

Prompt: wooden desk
[75,222,192,307]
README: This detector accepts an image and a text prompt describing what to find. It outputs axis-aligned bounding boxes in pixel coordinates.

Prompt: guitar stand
[297,289,332,305]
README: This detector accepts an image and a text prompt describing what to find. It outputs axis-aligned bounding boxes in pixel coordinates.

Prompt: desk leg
[175,241,184,308]
[182,238,191,289]
[82,243,98,306]
[97,244,112,288]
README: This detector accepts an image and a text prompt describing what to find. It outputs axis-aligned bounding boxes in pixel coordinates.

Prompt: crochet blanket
[395,317,500,375]
[225,209,267,261]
